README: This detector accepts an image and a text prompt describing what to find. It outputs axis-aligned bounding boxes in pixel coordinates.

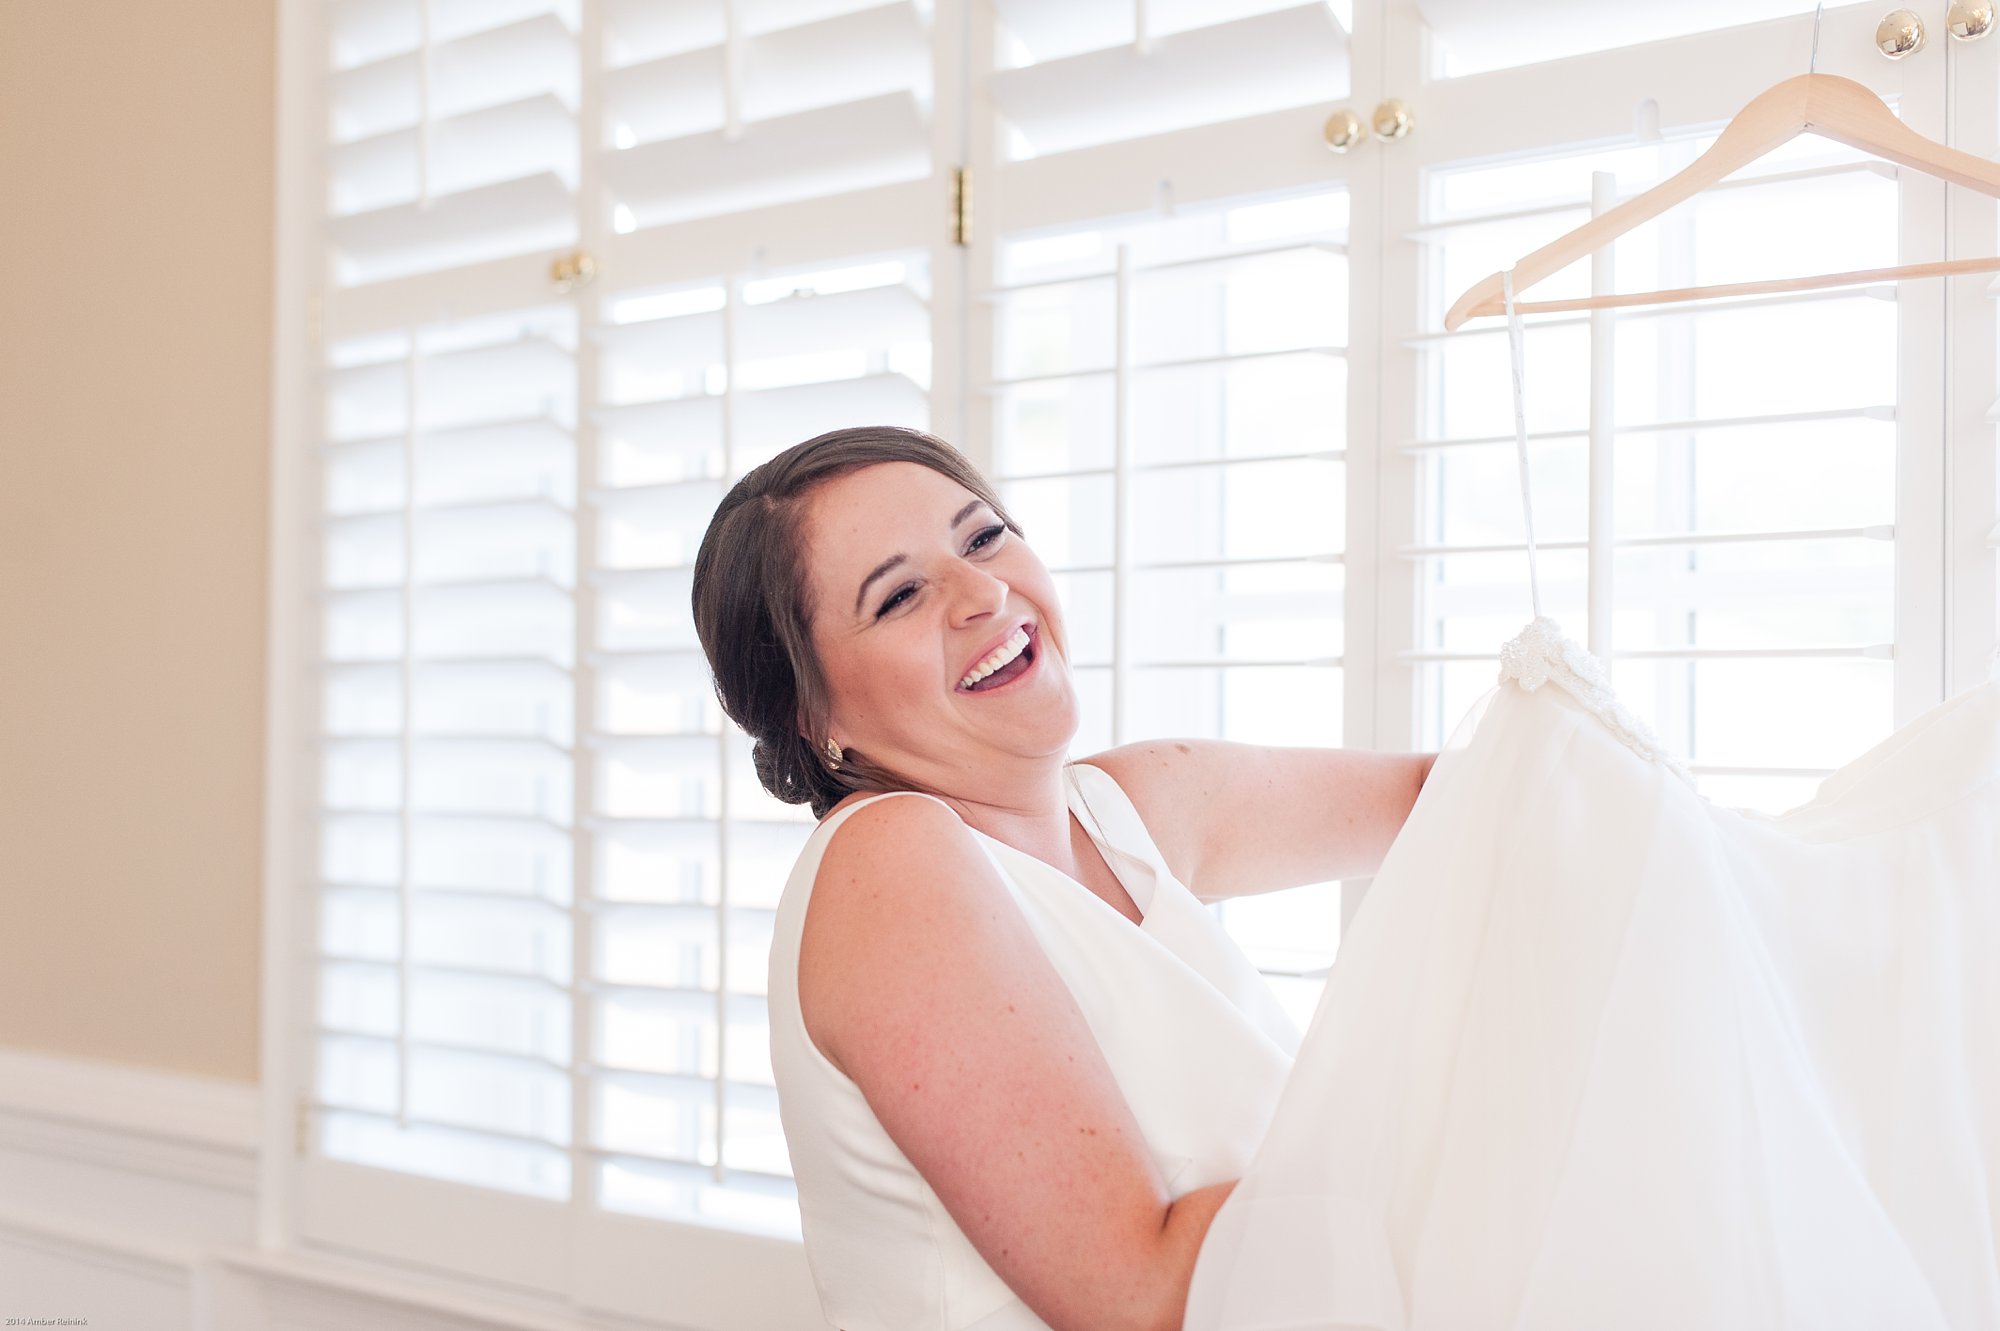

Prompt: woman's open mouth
[959,624,1039,694]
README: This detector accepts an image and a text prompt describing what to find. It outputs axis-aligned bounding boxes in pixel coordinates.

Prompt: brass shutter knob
[1876,9,1927,57]
[1372,98,1413,142]
[1323,108,1366,153]
[1948,1,1996,40]
[551,250,597,293]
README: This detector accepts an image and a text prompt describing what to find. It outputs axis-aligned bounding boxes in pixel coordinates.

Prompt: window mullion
[398,334,421,1131]
[570,0,608,1235]
[1894,52,1951,723]
[1945,34,2000,696]
[714,277,738,1190]
[1111,243,1132,744]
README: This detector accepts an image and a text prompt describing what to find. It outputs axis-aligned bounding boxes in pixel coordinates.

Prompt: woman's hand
[1083,742,1438,902]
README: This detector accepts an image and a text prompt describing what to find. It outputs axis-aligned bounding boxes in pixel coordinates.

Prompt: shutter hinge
[951,166,972,248]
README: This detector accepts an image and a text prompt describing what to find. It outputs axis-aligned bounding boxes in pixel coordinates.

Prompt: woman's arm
[800,794,1230,1331]
[1084,741,1437,902]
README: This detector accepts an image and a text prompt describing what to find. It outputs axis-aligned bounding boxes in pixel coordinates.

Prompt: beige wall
[0,3,274,1084]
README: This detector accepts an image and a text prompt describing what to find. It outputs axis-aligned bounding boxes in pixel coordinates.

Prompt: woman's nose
[950,562,1009,624]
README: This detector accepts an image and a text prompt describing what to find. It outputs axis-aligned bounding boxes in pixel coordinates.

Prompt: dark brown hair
[690,425,1024,819]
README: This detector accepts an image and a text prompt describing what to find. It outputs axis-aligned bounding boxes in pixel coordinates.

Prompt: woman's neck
[938,762,1082,871]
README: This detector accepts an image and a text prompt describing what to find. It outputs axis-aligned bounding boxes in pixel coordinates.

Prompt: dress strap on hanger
[1494,270,1694,783]
[1501,267,1544,621]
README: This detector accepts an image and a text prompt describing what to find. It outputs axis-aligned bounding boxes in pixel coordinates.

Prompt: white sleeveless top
[768,761,1302,1331]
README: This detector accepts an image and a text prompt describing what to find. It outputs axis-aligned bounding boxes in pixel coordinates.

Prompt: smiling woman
[689,425,1430,1331]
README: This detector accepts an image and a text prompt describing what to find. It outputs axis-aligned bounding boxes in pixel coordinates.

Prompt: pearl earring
[823,737,844,767]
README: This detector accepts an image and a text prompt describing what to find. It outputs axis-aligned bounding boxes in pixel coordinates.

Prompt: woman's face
[800,461,1078,794]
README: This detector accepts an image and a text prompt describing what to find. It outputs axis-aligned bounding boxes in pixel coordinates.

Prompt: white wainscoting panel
[0,1046,784,1331]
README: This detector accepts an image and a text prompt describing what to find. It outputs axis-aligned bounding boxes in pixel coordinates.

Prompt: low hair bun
[751,730,844,819]
[750,734,784,793]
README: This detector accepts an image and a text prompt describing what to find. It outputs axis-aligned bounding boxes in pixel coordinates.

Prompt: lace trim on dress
[1498,617,1697,787]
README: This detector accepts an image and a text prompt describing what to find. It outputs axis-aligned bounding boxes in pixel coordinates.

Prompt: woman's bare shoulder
[1069,740,1214,887]
[814,785,965,850]
[798,791,995,1073]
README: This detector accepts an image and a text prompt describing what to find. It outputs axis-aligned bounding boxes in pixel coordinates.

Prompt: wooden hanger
[1443,71,2000,330]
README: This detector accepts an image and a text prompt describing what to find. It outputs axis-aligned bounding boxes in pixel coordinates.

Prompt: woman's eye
[874,527,1005,618]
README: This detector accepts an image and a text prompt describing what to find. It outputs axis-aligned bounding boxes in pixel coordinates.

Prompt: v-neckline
[958,765,1155,931]
[816,770,1160,930]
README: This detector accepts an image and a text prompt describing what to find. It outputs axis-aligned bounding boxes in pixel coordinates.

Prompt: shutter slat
[985,237,1346,298]
[596,282,927,366]
[329,170,576,285]
[587,1150,793,1196]
[604,44,724,144]
[589,1067,780,1117]
[602,0,896,64]
[603,91,929,229]
[991,0,1313,63]
[320,953,570,990]
[734,370,928,454]
[736,282,928,359]
[739,2,928,122]
[318,1027,573,1074]
[590,980,768,1020]
[1402,525,1896,557]
[322,878,574,907]
[315,1102,569,1151]
[1401,404,1897,452]
[1415,0,1822,77]
[991,4,1347,157]
[331,11,578,142]
[331,91,577,216]
[594,310,725,370]
[594,396,726,456]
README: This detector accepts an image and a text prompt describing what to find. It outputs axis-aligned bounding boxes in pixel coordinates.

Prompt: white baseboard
[0,1200,200,1283]
[212,1246,685,1331]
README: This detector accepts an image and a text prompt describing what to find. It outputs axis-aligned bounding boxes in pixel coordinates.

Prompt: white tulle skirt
[1185,640,2000,1330]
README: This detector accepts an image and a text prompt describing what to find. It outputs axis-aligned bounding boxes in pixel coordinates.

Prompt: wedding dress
[1182,274,2000,1329]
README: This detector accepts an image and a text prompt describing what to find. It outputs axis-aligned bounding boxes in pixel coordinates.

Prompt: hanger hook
[1810,1,1825,73]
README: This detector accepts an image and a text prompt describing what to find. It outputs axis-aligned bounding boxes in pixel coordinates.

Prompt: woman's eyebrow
[852,499,990,614]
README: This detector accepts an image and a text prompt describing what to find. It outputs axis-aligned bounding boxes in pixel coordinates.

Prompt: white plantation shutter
[295,0,948,1321]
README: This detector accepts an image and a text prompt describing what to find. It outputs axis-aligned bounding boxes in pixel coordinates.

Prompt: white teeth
[960,626,1031,689]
